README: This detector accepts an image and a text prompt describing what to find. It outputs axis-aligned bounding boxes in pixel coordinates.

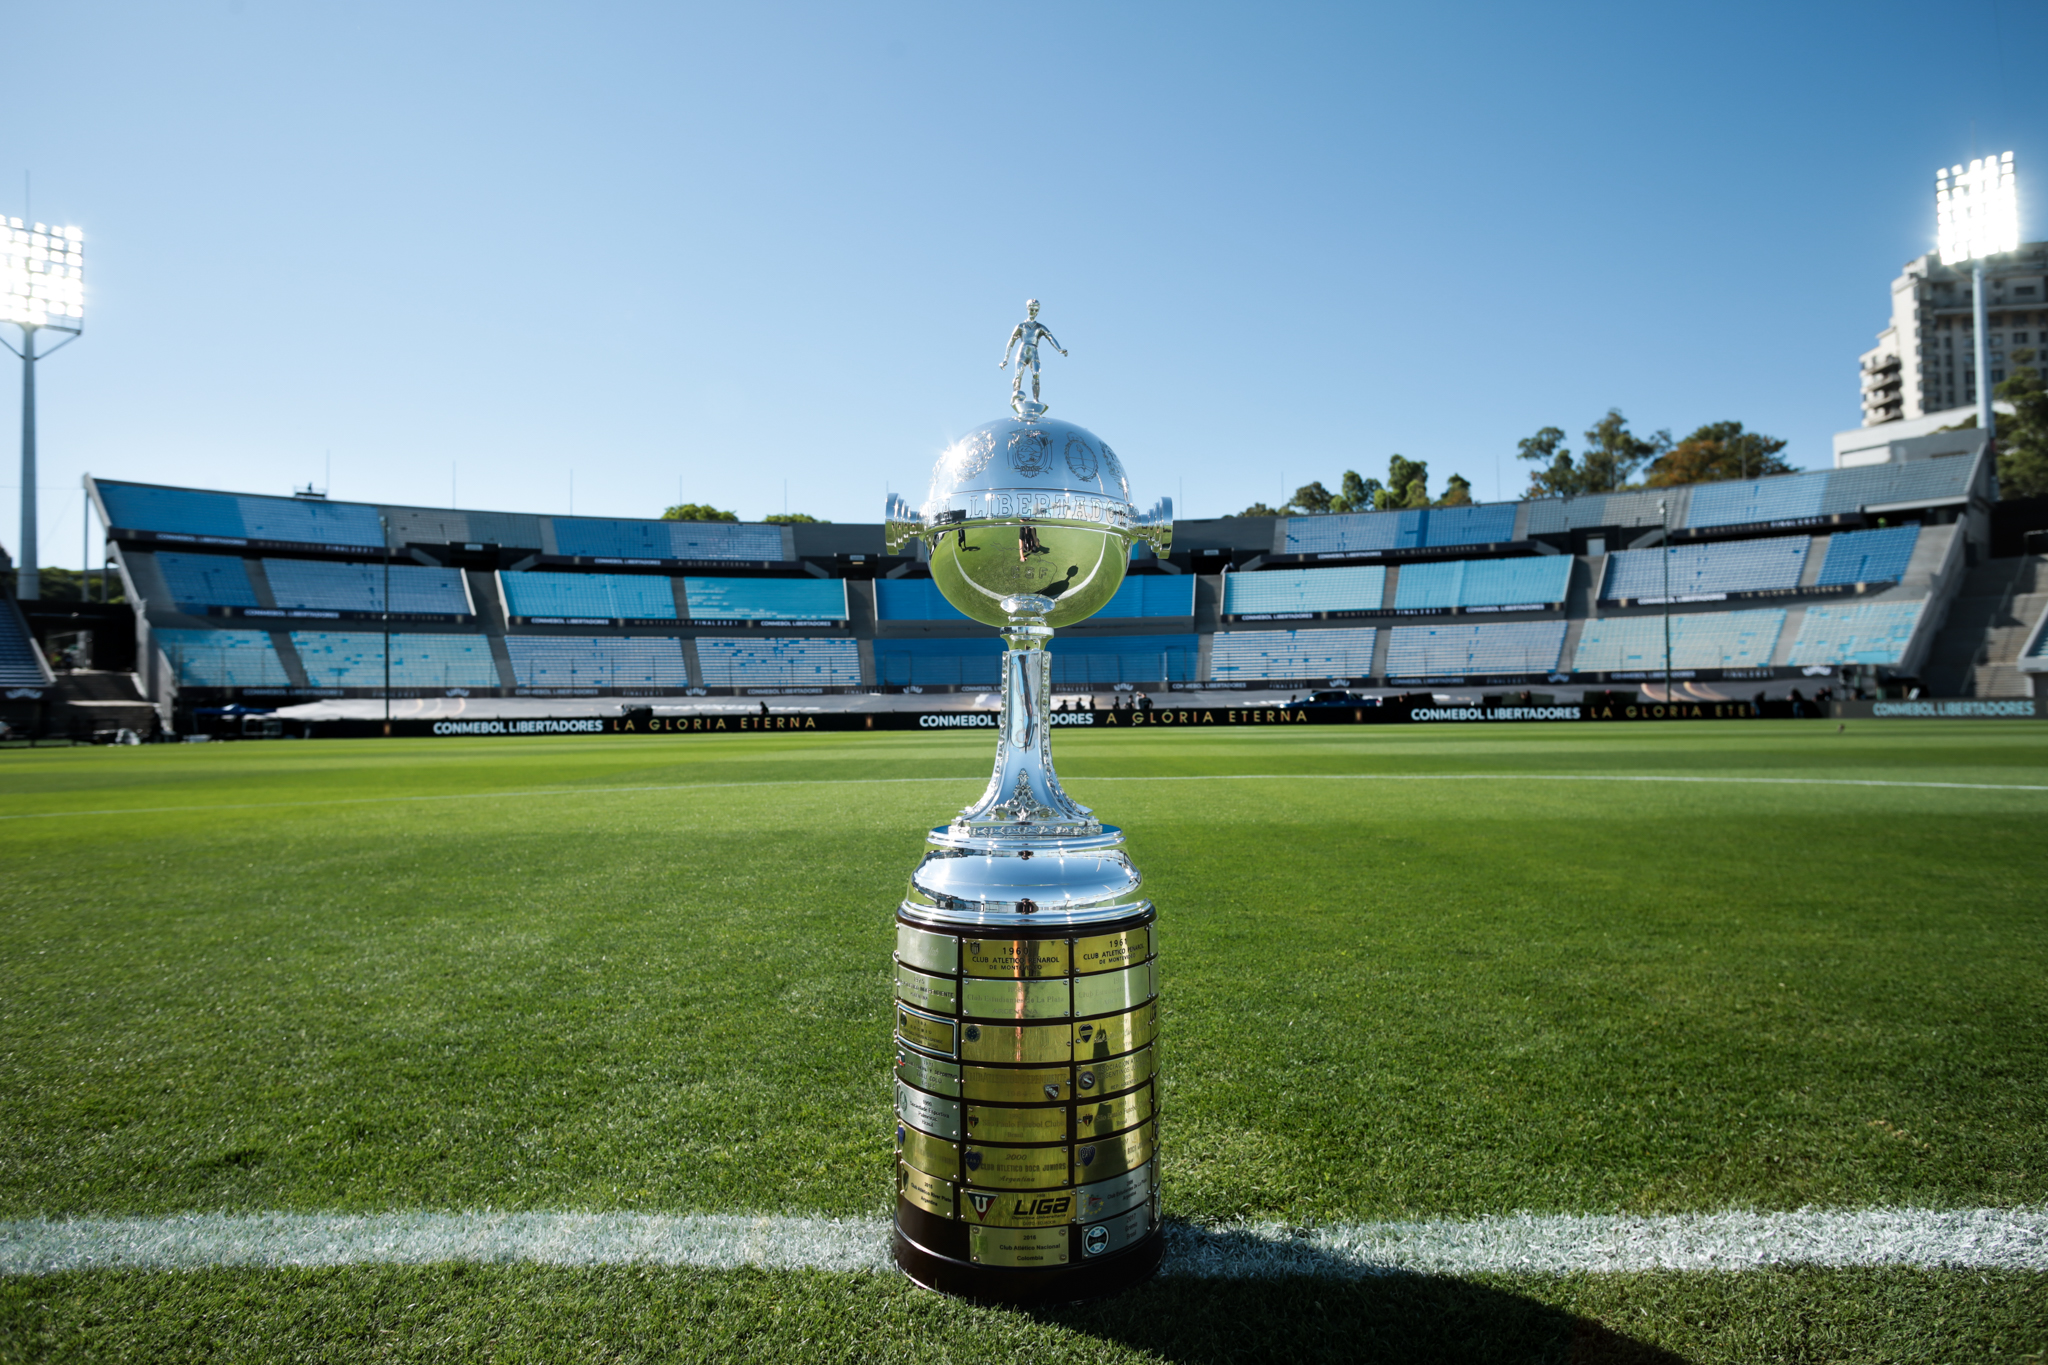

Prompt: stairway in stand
[1920,555,2046,697]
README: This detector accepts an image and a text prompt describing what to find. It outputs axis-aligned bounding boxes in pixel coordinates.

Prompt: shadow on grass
[1031,1226,1685,1365]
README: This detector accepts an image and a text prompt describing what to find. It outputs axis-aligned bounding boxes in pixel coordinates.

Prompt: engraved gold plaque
[1072,960,1153,1018]
[960,976,1070,1020]
[960,1187,1077,1228]
[897,1005,957,1059]
[898,1161,954,1219]
[1072,1118,1152,1183]
[962,1142,1070,1189]
[960,1019,1072,1065]
[965,1102,1068,1144]
[896,1047,962,1098]
[962,938,1070,980]
[1075,1082,1151,1139]
[1073,927,1149,975]
[897,1123,960,1182]
[897,924,958,975]
[969,1225,1069,1267]
[962,1064,1071,1104]
[1071,1001,1154,1059]
[897,963,958,1016]
[1076,1045,1150,1099]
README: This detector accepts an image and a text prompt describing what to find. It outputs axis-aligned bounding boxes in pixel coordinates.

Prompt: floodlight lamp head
[1,221,85,332]
[1936,152,2019,266]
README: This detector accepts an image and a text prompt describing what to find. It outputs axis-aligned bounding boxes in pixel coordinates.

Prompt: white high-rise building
[1859,242,2048,427]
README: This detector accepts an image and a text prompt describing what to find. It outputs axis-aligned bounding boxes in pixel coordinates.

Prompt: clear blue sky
[6,1,2044,565]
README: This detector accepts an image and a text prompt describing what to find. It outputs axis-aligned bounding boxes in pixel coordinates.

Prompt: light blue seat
[500,572,677,619]
[156,552,259,609]
[1814,525,1919,585]
[1224,566,1386,615]
[505,636,690,687]
[1785,602,1925,665]
[264,559,470,614]
[1208,628,1377,679]
[1384,621,1566,676]
[153,628,291,686]
[1602,537,1809,599]
[694,636,860,686]
[683,578,848,620]
[1570,610,1787,671]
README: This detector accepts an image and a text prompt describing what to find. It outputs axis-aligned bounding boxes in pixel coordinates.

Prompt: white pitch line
[3,1206,2043,1278]
[2,770,2046,823]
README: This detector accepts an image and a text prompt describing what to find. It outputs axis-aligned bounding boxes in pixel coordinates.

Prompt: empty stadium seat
[156,552,260,609]
[1048,633,1200,684]
[1283,505,1515,555]
[683,577,848,620]
[153,628,291,686]
[1785,602,1925,666]
[505,636,690,688]
[500,572,678,619]
[694,636,860,686]
[1224,566,1387,615]
[1384,621,1566,676]
[1394,556,1570,611]
[1601,537,1809,600]
[1208,627,1377,680]
[551,518,786,561]
[872,636,1003,687]
[1100,575,1197,618]
[1814,525,1920,585]
[264,559,471,614]
[97,481,385,546]
[1685,474,1827,528]
[1821,460,1975,515]
[1570,610,1787,672]
[291,632,502,688]
[876,579,970,621]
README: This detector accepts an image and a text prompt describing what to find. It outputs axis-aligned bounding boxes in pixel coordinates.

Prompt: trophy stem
[952,594,1097,838]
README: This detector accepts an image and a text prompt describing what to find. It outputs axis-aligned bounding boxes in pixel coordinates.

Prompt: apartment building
[1859,241,2048,426]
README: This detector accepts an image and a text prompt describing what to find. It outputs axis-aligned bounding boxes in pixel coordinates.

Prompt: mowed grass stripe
[7,1205,2045,1277]
[3,769,2046,822]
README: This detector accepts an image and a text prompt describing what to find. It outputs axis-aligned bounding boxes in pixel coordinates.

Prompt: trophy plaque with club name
[883,302,1173,1303]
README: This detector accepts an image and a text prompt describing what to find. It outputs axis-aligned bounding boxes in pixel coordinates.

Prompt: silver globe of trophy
[884,302,1172,1303]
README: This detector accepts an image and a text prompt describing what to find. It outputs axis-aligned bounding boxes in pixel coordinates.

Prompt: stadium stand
[872,636,1003,687]
[501,572,677,620]
[1785,602,1926,666]
[154,628,292,686]
[1523,488,1674,535]
[1049,633,1201,684]
[98,481,385,547]
[551,517,785,561]
[876,575,1191,620]
[1821,459,1974,514]
[1571,610,1787,672]
[683,577,847,620]
[0,601,50,685]
[156,552,260,610]
[1209,627,1377,680]
[1686,476,1825,529]
[876,579,969,621]
[1282,505,1516,554]
[695,636,861,686]
[1224,566,1387,615]
[1814,525,1920,585]
[291,632,502,688]
[505,636,690,688]
[1601,537,1810,600]
[264,559,472,615]
[1385,620,1567,676]
[1394,556,1571,611]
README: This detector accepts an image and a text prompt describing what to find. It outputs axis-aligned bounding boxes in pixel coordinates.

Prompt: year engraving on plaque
[896,1047,962,1098]
[1076,1045,1151,1099]
[961,1188,1075,1228]
[1072,960,1154,1018]
[962,1065,1071,1104]
[896,963,958,1015]
[969,1225,1069,1267]
[962,938,1070,980]
[1072,1119,1153,1183]
[1076,1159,1155,1223]
[965,1102,1068,1144]
[897,1005,957,1059]
[896,924,958,975]
[961,1020,1072,1065]
[1075,1083,1151,1139]
[897,1123,960,1182]
[962,1142,1071,1189]
[897,1079,963,1141]
[898,1162,954,1219]
[960,976,1070,1020]
[1074,927,1149,975]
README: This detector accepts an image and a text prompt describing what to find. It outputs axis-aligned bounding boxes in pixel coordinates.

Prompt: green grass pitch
[1,721,2045,1362]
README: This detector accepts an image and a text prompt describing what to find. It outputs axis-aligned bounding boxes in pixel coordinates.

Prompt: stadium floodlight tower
[883,301,1172,1303]
[1936,152,2018,437]
[1,218,85,601]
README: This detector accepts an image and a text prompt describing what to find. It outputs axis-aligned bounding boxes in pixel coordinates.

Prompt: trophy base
[893,1221,1163,1305]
